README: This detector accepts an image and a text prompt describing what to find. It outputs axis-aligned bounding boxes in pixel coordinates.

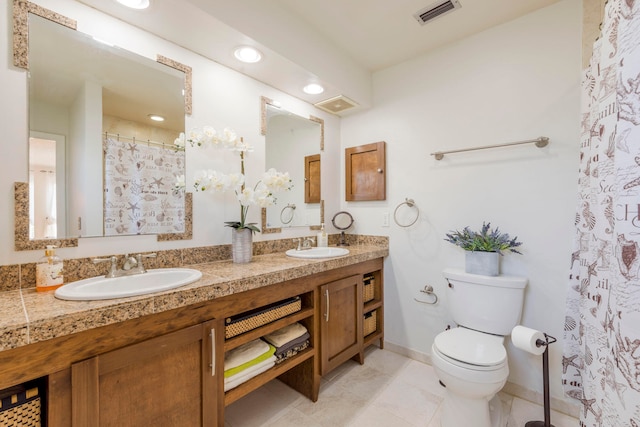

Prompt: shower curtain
[103,137,185,235]
[564,1,640,426]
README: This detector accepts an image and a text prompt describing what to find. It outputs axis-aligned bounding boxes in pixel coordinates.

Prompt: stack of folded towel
[223,323,311,392]
[262,323,310,364]
[224,339,276,392]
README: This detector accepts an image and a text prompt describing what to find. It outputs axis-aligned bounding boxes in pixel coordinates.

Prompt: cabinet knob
[377,168,383,173]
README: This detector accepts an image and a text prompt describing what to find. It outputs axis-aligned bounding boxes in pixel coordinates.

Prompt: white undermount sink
[54,268,203,301]
[285,247,350,259]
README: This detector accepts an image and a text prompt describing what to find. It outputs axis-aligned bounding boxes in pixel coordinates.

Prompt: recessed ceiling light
[116,0,150,10]
[148,114,165,122]
[303,83,324,95]
[234,46,262,63]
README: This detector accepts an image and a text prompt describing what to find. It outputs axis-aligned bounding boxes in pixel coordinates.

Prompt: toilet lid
[434,328,506,367]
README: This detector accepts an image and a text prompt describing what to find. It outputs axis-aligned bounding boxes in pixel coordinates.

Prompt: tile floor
[224,347,579,427]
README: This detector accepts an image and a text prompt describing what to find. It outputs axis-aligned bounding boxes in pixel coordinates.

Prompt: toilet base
[440,394,504,427]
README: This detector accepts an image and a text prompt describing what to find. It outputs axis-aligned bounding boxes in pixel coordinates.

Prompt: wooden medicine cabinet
[345,142,386,201]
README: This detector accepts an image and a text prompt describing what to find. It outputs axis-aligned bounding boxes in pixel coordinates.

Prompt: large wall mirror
[13,1,193,249]
[260,97,324,233]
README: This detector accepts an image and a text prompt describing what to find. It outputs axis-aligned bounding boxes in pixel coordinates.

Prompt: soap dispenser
[317,223,328,247]
[36,245,64,292]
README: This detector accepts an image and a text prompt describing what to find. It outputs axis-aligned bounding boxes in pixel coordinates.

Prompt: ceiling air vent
[413,0,461,25]
[314,95,358,115]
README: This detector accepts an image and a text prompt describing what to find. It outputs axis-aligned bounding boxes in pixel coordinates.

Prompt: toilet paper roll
[511,325,546,355]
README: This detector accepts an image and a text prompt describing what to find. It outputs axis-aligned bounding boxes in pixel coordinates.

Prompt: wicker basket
[363,277,375,303]
[0,385,41,427]
[363,310,377,336]
[225,296,302,339]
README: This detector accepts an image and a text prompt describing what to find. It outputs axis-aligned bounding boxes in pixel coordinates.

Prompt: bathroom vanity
[0,245,386,426]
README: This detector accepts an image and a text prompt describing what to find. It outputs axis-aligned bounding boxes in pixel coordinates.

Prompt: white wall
[0,0,340,265]
[340,0,581,405]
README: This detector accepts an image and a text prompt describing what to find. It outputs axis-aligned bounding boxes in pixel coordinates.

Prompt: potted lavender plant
[444,222,522,276]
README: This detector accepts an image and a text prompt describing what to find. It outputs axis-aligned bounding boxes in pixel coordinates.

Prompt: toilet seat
[433,328,506,370]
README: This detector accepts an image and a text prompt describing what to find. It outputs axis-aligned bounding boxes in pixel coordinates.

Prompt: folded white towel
[223,356,276,391]
[224,338,270,371]
[262,323,307,348]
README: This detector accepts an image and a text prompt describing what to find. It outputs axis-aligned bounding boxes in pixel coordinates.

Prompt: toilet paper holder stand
[526,333,557,427]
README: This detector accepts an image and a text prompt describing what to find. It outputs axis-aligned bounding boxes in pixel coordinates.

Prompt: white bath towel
[262,323,307,348]
[223,356,276,391]
[224,338,270,371]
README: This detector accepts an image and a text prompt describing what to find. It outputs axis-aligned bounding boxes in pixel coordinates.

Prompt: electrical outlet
[382,212,389,227]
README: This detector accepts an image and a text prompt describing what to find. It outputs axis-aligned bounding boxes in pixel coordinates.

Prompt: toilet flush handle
[447,280,453,288]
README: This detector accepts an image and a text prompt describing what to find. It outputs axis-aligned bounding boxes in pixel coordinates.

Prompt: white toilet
[431,268,527,427]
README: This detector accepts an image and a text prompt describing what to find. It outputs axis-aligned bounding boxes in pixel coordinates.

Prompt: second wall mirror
[261,97,324,232]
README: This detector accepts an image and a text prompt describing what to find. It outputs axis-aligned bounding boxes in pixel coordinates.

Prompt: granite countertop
[0,245,388,353]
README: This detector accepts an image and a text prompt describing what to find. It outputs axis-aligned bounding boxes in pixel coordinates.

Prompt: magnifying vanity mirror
[332,211,354,246]
[13,1,193,250]
[260,97,324,233]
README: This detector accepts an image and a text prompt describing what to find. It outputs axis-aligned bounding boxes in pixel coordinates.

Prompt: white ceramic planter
[465,251,500,276]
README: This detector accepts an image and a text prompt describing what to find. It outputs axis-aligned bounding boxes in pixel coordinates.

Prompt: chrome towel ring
[394,198,419,227]
[280,204,296,225]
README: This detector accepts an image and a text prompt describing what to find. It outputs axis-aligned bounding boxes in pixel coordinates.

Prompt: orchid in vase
[174,126,292,233]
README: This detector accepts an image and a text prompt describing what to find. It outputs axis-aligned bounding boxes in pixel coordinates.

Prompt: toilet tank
[443,268,527,336]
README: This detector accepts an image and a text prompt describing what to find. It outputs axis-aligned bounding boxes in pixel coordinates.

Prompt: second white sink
[54,268,203,301]
[285,247,350,259]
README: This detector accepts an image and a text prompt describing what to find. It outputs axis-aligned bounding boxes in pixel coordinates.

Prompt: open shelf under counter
[223,346,315,406]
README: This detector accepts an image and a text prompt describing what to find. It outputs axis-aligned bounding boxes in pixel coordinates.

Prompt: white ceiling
[270,0,562,72]
[75,0,562,114]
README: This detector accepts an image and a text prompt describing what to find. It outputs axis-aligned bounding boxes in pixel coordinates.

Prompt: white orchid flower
[174,174,186,189]
[188,126,293,231]
[202,126,218,145]
[226,173,245,190]
[174,133,186,149]
[236,188,255,206]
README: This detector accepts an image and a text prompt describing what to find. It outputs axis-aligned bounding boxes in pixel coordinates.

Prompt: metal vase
[231,228,253,263]
[465,251,500,276]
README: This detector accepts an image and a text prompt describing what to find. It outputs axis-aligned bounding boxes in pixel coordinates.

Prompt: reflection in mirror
[263,101,323,231]
[27,12,186,239]
[29,132,66,239]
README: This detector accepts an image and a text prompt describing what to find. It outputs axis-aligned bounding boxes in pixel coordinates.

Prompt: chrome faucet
[302,237,315,249]
[93,253,157,278]
[291,237,315,251]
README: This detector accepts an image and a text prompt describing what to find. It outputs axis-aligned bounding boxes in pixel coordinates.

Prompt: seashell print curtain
[103,137,185,235]
[564,1,640,426]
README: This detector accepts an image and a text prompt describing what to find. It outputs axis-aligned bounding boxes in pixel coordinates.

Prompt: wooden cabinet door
[304,154,321,203]
[319,274,363,375]
[345,141,386,201]
[71,319,219,427]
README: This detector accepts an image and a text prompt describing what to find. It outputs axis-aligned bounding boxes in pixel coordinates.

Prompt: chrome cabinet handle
[210,329,215,376]
[324,289,330,322]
